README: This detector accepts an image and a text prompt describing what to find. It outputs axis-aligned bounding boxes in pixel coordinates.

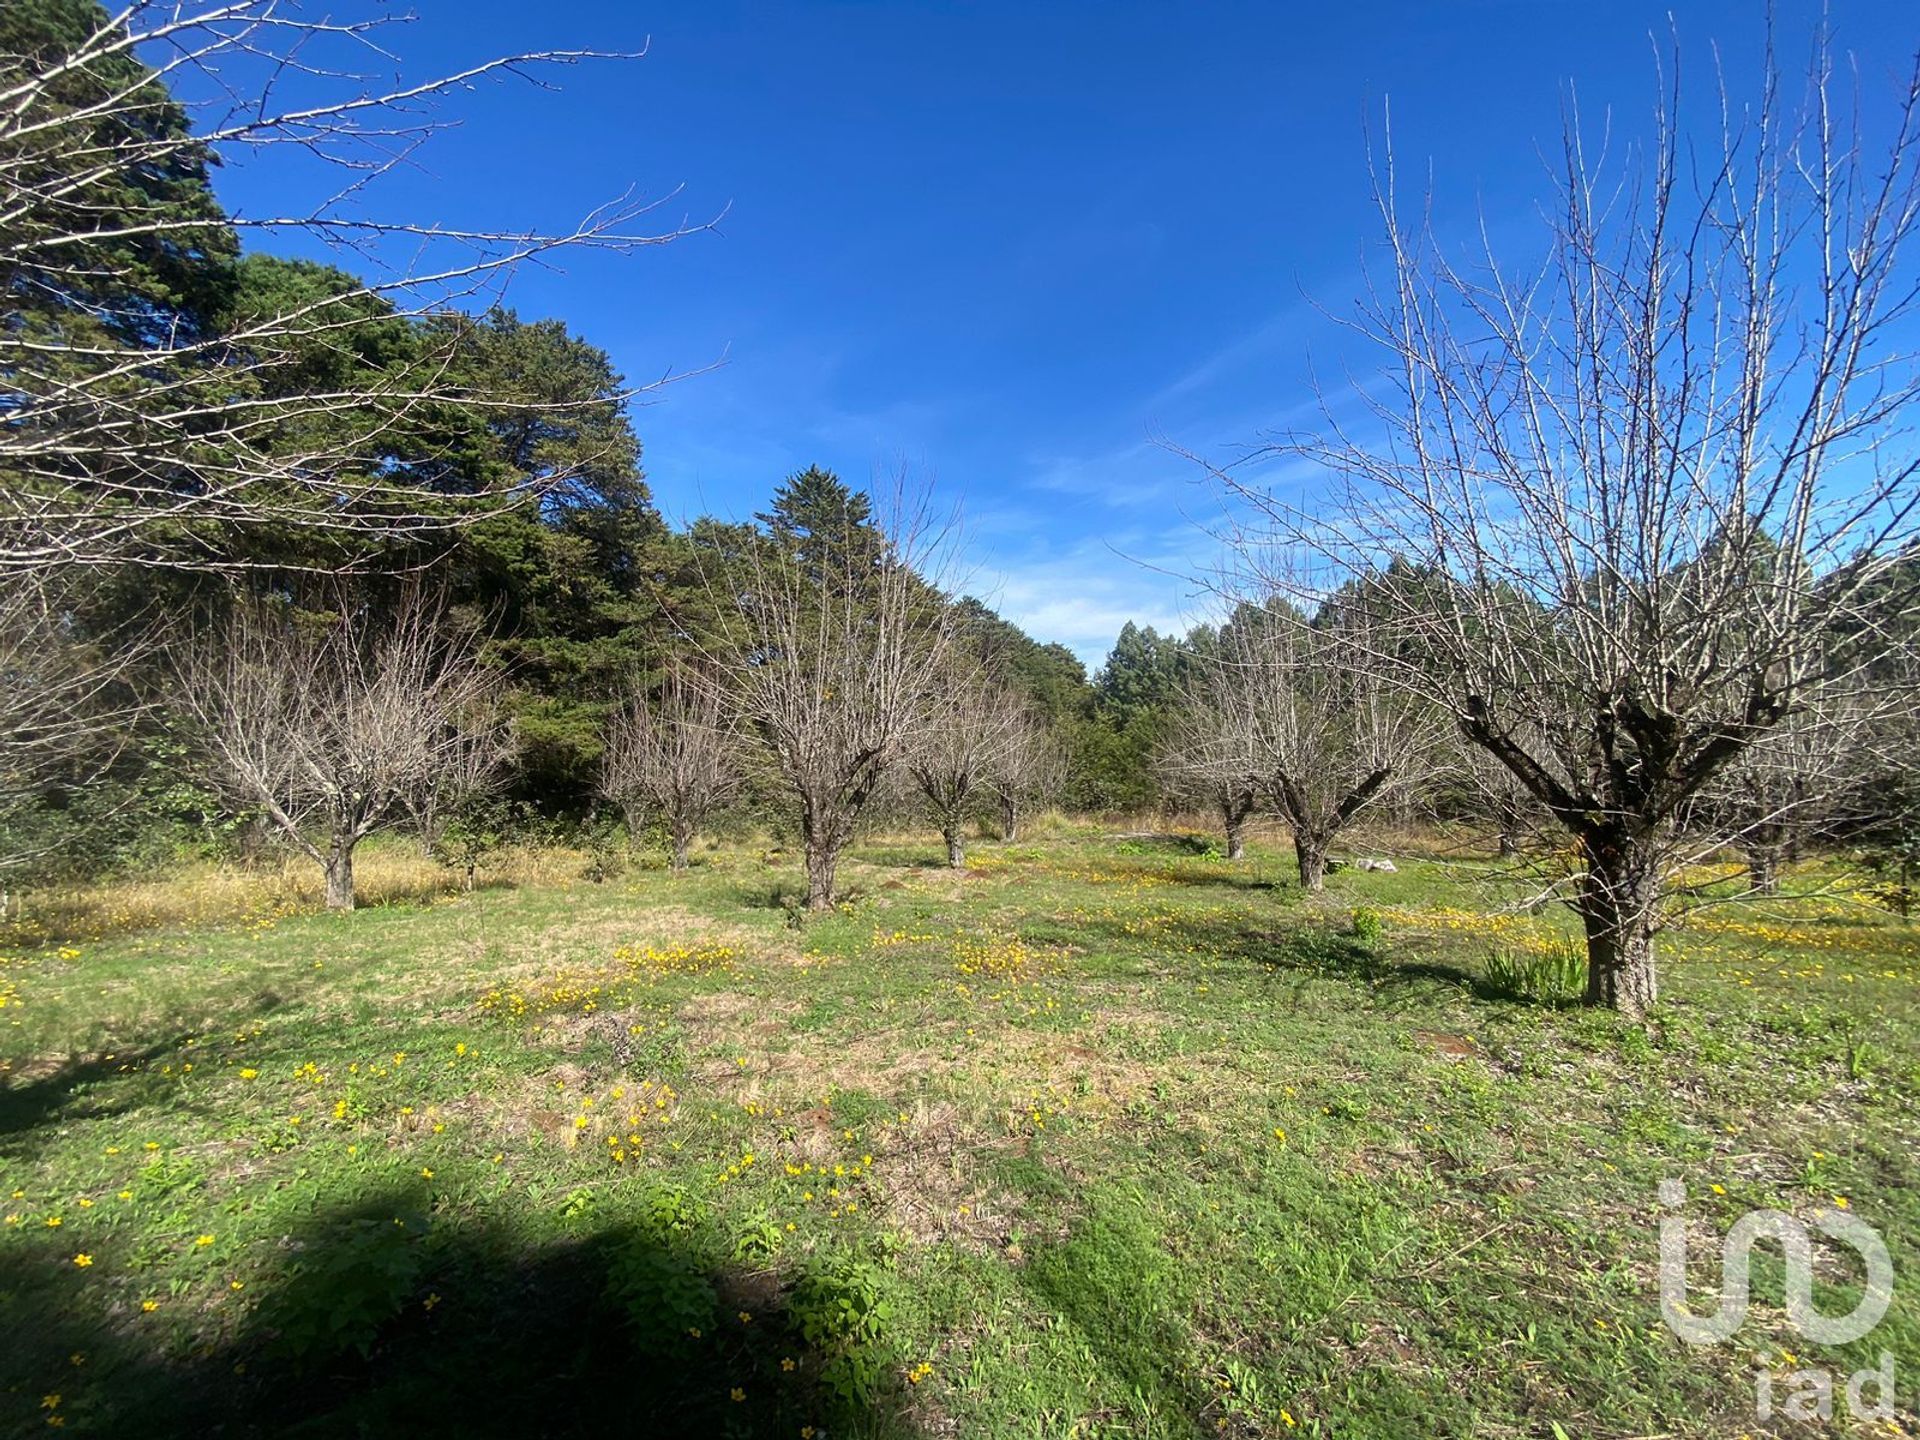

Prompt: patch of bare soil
[1415,1029,1480,1060]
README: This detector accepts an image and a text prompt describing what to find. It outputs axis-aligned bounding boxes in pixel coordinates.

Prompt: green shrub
[1485,938,1585,1004]
[605,1182,719,1352]
[606,1239,717,1351]
[789,1256,896,1407]
[729,1210,784,1264]
[264,1211,427,1360]
[638,1181,707,1238]
[1349,906,1384,945]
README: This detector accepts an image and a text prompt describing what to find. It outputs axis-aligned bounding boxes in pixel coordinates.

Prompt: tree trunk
[1000,794,1019,843]
[1224,807,1246,861]
[943,824,965,869]
[804,840,839,911]
[1578,838,1659,1018]
[670,820,692,873]
[323,843,356,911]
[1746,844,1780,896]
[1294,835,1328,892]
[463,860,476,893]
[1496,802,1520,857]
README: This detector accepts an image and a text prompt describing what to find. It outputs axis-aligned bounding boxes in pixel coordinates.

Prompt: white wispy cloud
[969,527,1233,670]
[1143,299,1320,415]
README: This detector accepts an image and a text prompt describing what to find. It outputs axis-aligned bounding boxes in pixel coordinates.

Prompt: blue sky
[196,1,1910,669]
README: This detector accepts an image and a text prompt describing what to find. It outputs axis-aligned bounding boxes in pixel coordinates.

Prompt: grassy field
[1,825,1915,1438]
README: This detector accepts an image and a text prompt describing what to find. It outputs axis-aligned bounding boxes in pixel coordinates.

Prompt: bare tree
[1217,602,1443,890]
[1210,36,1920,1013]
[1846,692,1920,916]
[703,478,957,910]
[176,589,494,909]
[598,661,739,872]
[1456,735,1537,860]
[907,673,1022,868]
[1687,698,1838,893]
[1154,677,1260,860]
[1,2,705,579]
[400,703,514,863]
[988,709,1066,843]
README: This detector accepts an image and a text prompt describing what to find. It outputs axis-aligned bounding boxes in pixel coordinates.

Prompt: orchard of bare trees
[14,13,1920,1437]
[4,3,1918,1022]
[1196,31,1920,1015]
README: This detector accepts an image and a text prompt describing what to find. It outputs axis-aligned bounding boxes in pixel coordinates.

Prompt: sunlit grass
[1,825,1914,1437]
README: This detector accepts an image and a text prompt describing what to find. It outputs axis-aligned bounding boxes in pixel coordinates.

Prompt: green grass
[1,830,1916,1437]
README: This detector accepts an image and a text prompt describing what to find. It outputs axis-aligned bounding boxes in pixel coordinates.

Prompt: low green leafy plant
[605,1183,719,1352]
[639,1182,707,1239]
[1349,906,1384,945]
[606,1238,717,1351]
[730,1209,784,1264]
[263,1210,428,1360]
[790,1255,896,1406]
[253,1116,304,1155]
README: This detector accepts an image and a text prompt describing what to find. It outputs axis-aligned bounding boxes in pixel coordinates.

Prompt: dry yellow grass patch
[0,843,593,948]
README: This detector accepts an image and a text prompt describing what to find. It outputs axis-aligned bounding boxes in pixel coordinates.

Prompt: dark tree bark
[799,791,864,912]
[1222,788,1256,861]
[1269,766,1391,894]
[804,840,839,911]
[1294,831,1329,892]
[1578,847,1659,1017]
[1495,798,1521,857]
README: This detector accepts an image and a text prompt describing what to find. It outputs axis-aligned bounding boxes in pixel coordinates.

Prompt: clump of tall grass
[1484,937,1585,1004]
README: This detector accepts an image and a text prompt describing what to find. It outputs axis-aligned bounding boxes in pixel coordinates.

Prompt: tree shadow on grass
[1019,1188,1219,1435]
[1240,925,1509,1004]
[1174,867,1282,893]
[0,1035,193,1140]
[0,1188,921,1439]
[1055,901,1509,1008]
[730,879,815,922]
